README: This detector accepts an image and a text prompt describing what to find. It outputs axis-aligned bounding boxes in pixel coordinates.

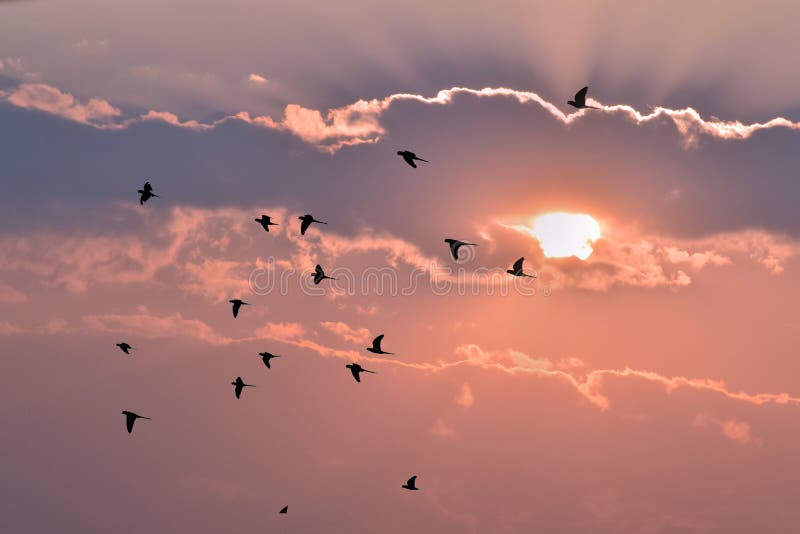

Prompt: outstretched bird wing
[512,257,525,273]
[372,334,384,351]
[406,476,417,488]
[350,366,361,382]
[279,506,288,514]
[234,383,243,398]
[402,153,417,168]
[574,86,588,106]
[300,217,312,235]
[449,241,461,260]
[125,413,135,433]
[232,301,241,318]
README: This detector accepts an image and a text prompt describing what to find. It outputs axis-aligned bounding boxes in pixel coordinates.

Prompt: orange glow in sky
[532,212,601,260]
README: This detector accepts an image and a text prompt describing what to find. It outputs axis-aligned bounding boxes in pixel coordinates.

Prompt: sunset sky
[2,1,800,533]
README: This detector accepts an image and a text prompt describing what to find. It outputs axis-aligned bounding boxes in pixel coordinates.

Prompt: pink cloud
[430,418,456,438]
[0,282,27,303]
[455,383,474,408]
[5,82,800,151]
[139,110,212,131]
[320,321,371,344]
[448,344,800,411]
[82,312,239,346]
[693,413,763,446]
[247,73,268,84]
[5,83,121,127]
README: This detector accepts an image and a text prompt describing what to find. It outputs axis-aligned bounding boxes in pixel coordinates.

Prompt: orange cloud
[502,221,799,291]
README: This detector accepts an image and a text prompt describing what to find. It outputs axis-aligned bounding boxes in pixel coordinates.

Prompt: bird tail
[417,158,429,162]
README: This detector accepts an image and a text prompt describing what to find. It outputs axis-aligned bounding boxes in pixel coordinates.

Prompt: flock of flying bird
[116,85,600,514]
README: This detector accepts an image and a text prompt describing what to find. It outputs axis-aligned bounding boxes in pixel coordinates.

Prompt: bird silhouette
[444,238,477,261]
[122,410,150,434]
[279,506,288,514]
[255,215,278,232]
[298,214,327,235]
[137,181,159,205]
[346,363,376,383]
[259,351,281,369]
[397,150,429,168]
[402,475,419,491]
[229,299,250,318]
[366,334,394,355]
[312,264,336,285]
[231,376,255,399]
[116,342,134,355]
[507,257,537,278]
[567,86,599,110]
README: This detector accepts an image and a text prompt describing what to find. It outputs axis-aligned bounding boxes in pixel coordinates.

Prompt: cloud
[320,321,371,344]
[4,82,800,152]
[0,321,25,335]
[247,73,268,84]
[430,418,456,438]
[455,383,474,408]
[139,110,213,131]
[5,83,121,127]
[449,344,800,412]
[0,282,27,303]
[502,221,799,291]
[82,312,240,346]
[693,413,763,447]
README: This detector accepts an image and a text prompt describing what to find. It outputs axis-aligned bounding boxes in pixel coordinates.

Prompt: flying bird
[229,299,250,318]
[402,476,419,491]
[397,150,429,168]
[259,351,280,369]
[231,376,255,399]
[137,181,159,205]
[255,215,278,232]
[312,264,336,285]
[567,86,599,110]
[366,334,394,355]
[279,506,288,514]
[346,363,376,383]
[116,342,134,355]
[298,214,327,235]
[122,410,150,434]
[444,238,477,261]
[506,257,537,278]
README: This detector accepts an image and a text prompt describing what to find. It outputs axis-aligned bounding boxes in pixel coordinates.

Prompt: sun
[531,212,601,260]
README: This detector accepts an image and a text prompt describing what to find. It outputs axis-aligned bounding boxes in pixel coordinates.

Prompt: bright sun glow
[532,212,601,260]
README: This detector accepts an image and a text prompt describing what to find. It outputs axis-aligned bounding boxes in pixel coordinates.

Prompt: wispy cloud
[4,83,799,151]
[693,413,763,446]
[320,321,371,344]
